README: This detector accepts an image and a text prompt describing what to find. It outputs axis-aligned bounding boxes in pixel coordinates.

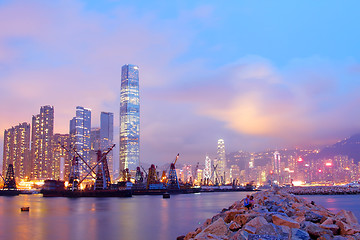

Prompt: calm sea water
[0,192,249,240]
[0,192,358,240]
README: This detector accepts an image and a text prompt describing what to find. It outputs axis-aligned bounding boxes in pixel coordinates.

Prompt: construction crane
[77,144,115,189]
[167,153,180,190]
[135,167,144,183]
[209,164,220,186]
[146,164,159,189]
[3,164,16,190]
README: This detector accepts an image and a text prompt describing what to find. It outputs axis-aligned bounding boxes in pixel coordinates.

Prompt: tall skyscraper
[70,106,91,174]
[3,122,31,179]
[53,134,71,180]
[119,64,140,171]
[273,151,281,175]
[100,112,114,177]
[216,139,226,183]
[203,154,211,181]
[31,105,54,179]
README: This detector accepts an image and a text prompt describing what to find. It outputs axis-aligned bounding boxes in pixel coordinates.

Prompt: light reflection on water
[0,192,249,240]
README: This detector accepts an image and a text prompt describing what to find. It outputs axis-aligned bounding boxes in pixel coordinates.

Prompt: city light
[325,162,332,167]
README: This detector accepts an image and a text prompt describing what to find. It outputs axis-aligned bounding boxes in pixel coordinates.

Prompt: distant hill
[312,133,360,164]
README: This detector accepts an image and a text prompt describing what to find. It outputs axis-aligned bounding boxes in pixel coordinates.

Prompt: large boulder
[320,224,340,235]
[233,213,258,226]
[321,217,336,225]
[291,228,310,240]
[336,210,359,225]
[255,223,289,239]
[305,211,323,223]
[336,220,360,235]
[246,216,268,229]
[224,210,242,223]
[272,214,300,228]
[304,222,333,238]
[204,217,229,235]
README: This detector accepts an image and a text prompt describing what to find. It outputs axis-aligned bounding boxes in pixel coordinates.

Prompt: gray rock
[305,211,323,223]
[264,212,287,222]
[291,228,310,240]
[305,222,333,238]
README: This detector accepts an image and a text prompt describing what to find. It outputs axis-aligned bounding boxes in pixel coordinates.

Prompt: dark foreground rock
[181,189,360,240]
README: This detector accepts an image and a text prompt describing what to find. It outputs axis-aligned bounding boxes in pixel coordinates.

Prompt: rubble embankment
[282,186,360,195]
[179,189,360,240]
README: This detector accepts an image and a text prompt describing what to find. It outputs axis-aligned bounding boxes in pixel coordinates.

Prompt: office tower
[3,122,31,179]
[273,151,281,184]
[53,134,71,180]
[119,64,140,171]
[273,151,281,175]
[70,106,91,174]
[204,155,211,180]
[100,112,114,177]
[31,105,54,179]
[217,139,226,183]
[90,127,101,167]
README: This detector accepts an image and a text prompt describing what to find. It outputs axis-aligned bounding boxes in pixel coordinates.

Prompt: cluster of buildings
[3,64,140,182]
[3,63,360,187]
[175,145,360,187]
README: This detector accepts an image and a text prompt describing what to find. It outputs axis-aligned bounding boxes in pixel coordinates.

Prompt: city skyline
[1,1,360,166]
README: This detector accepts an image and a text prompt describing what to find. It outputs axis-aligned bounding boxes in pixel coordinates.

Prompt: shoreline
[179,188,360,239]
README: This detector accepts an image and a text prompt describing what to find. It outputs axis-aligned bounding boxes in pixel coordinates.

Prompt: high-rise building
[70,106,91,174]
[100,112,114,177]
[203,154,211,180]
[3,122,31,179]
[119,64,140,171]
[53,134,71,180]
[217,139,226,183]
[31,105,54,179]
[90,127,101,164]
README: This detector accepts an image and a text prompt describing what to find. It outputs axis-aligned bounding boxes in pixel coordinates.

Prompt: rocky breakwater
[179,189,360,240]
[282,186,360,195]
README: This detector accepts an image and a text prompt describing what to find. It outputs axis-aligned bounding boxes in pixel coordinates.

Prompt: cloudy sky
[1,0,360,167]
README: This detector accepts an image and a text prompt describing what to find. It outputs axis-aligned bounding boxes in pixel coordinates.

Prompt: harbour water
[0,192,359,240]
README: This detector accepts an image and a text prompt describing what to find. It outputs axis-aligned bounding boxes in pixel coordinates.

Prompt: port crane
[62,142,115,191]
[209,164,220,186]
[3,164,16,190]
[167,153,180,190]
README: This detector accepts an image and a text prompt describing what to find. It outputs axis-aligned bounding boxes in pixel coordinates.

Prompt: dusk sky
[1,0,360,167]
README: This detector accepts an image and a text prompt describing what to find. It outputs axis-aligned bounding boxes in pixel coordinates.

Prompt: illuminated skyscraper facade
[70,106,91,173]
[119,64,140,171]
[204,154,211,180]
[31,105,54,179]
[217,139,226,183]
[273,151,281,175]
[3,122,30,179]
[100,112,114,177]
